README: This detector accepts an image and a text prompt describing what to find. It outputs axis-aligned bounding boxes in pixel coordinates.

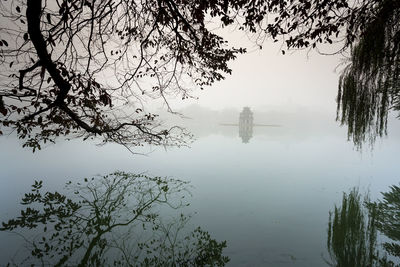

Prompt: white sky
[173,30,343,113]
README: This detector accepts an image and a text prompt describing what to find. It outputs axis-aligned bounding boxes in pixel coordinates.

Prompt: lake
[1,106,399,266]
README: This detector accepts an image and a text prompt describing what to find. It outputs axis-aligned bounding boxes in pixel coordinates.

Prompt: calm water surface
[1,108,399,266]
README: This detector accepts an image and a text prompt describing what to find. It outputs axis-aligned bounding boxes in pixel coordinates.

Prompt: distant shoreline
[219,123,282,127]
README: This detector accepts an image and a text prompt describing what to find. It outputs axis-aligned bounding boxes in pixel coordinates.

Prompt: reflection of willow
[326,188,379,266]
[0,172,229,266]
[326,187,400,266]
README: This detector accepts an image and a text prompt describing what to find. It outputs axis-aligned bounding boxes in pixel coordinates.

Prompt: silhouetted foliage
[0,0,247,151]
[0,0,398,150]
[336,0,400,148]
[0,172,229,266]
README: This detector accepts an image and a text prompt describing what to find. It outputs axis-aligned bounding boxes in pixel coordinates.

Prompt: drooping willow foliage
[337,0,400,148]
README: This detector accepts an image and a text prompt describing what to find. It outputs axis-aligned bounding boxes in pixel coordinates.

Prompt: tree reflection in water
[0,172,229,266]
[372,185,400,261]
[326,186,400,266]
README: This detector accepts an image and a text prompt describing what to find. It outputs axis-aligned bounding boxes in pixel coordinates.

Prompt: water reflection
[372,185,400,260]
[0,172,229,266]
[326,186,400,266]
[239,107,254,143]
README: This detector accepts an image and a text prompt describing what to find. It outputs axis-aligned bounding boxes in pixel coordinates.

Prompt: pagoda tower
[239,107,253,143]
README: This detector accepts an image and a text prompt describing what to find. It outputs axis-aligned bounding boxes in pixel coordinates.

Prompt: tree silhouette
[0,0,245,151]
[336,0,400,148]
[0,0,398,150]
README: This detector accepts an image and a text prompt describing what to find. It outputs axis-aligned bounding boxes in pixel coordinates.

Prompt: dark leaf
[0,96,6,116]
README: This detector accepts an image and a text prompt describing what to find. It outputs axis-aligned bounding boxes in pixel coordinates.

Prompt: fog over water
[1,102,400,266]
[1,34,400,265]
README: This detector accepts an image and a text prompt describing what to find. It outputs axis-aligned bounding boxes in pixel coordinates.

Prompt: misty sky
[173,30,343,113]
